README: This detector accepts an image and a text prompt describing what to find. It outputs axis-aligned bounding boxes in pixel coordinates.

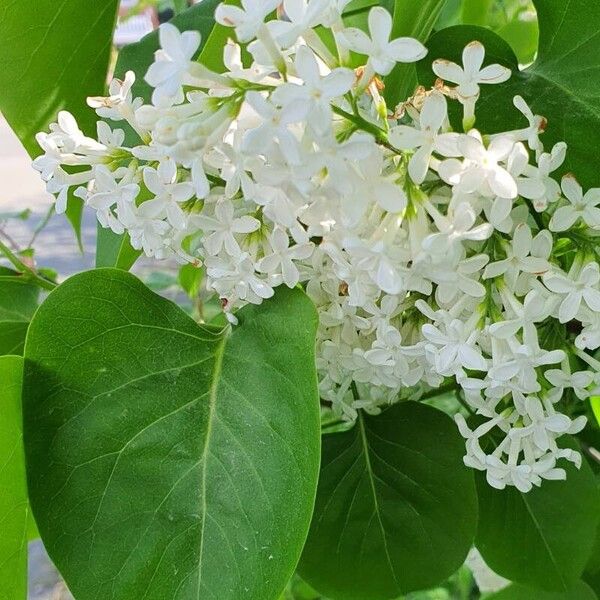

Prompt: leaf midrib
[195,331,227,598]
[520,493,568,590]
[357,414,401,592]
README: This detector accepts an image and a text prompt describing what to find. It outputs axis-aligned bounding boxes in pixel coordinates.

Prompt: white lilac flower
[549,174,600,231]
[32,19,600,492]
[145,23,203,106]
[194,199,261,256]
[438,132,517,199]
[268,0,331,48]
[339,6,427,76]
[529,142,567,211]
[215,0,280,43]
[488,289,551,339]
[86,165,139,213]
[142,161,195,230]
[509,95,545,158]
[389,92,461,183]
[483,223,550,285]
[422,319,487,375]
[118,198,171,256]
[257,227,314,287]
[87,70,142,123]
[545,368,594,400]
[272,45,354,135]
[432,41,510,125]
[423,201,493,255]
[543,262,600,323]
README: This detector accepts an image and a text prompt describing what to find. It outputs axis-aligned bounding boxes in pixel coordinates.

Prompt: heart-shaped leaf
[485,581,597,600]
[476,446,599,592]
[0,0,119,244]
[298,401,478,599]
[23,268,321,600]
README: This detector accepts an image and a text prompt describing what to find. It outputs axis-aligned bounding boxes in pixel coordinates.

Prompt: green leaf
[313,1,395,71]
[173,0,189,15]
[65,195,85,252]
[114,0,221,103]
[485,581,597,600]
[496,15,539,65]
[476,444,600,592]
[383,0,446,107]
[0,0,119,243]
[417,0,600,188]
[298,401,478,599]
[23,268,321,600]
[591,397,600,427]
[0,355,28,600]
[461,0,492,25]
[435,0,462,30]
[0,0,118,155]
[344,0,381,12]
[583,475,600,593]
[0,272,40,356]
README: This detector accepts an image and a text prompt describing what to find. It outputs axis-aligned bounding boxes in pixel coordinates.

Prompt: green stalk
[0,239,56,291]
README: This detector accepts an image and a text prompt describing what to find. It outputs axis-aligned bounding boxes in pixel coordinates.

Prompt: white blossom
[145,23,203,106]
[549,174,600,231]
[32,13,598,492]
[339,6,427,76]
[543,262,600,323]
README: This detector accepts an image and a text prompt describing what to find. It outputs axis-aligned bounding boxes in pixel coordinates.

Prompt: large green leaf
[298,401,478,599]
[0,0,118,155]
[486,581,597,600]
[0,356,28,600]
[585,503,600,595]
[417,0,600,188]
[0,0,118,244]
[0,271,40,356]
[476,445,600,592]
[23,268,320,600]
[384,0,446,107]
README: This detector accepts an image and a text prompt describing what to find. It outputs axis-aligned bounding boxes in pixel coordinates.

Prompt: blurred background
[0,0,535,598]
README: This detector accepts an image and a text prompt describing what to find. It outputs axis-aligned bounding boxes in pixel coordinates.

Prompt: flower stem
[331,104,399,153]
[455,389,476,417]
[0,239,57,291]
[523,197,545,231]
